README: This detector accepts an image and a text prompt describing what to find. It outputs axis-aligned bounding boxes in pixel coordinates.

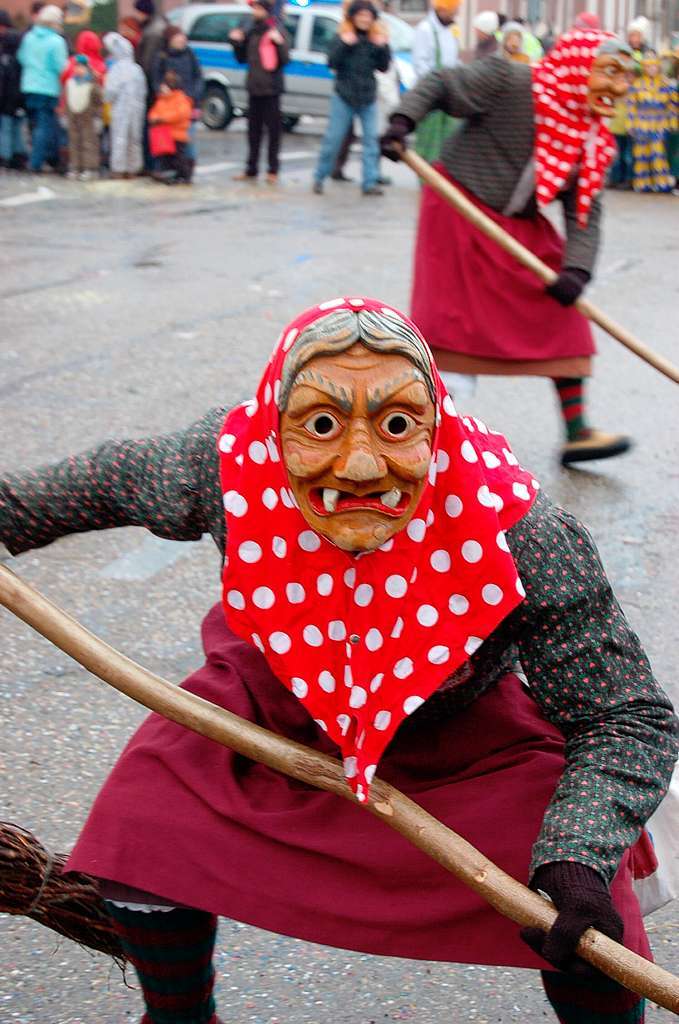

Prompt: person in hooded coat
[61,29,106,86]
[103,31,147,177]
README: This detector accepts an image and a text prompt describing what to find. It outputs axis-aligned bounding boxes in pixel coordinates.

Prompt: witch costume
[383,31,636,467]
[0,298,676,1024]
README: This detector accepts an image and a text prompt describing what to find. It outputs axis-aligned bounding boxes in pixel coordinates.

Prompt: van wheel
[282,115,300,132]
[202,85,234,130]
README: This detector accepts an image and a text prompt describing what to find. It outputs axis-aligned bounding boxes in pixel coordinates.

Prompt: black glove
[521,862,624,975]
[380,114,415,162]
[545,267,590,306]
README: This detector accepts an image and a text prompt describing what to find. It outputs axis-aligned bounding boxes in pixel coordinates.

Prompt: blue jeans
[24,93,59,171]
[315,93,379,191]
[609,133,633,186]
[0,114,27,161]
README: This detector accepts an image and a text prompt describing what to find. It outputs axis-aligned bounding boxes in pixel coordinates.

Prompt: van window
[281,11,300,45]
[188,12,243,43]
[310,15,338,55]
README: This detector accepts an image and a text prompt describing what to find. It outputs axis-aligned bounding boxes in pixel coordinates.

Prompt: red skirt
[411,169,595,375]
[66,604,649,969]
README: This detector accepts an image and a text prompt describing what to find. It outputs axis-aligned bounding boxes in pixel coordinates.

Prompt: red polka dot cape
[532,29,617,227]
[218,298,539,801]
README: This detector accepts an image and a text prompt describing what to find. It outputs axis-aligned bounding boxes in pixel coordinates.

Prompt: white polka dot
[354,584,373,607]
[461,540,483,563]
[394,657,414,679]
[516,577,526,597]
[262,487,278,511]
[303,625,323,647]
[379,538,394,552]
[280,488,295,509]
[391,616,404,639]
[443,394,457,417]
[482,583,504,606]
[370,673,384,692]
[482,451,502,470]
[445,494,463,518]
[273,380,281,406]
[343,756,358,778]
[269,631,291,654]
[286,581,305,604]
[344,665,353,688]
[264,382,272,405]
[328,620,346,641]
[314,719,327,732]
[298,530,321,552]
[461,440,478,463]
[344,568,356,588]
[348,297,364,307]
[227,589,245,610]
[223,491,248,518]
[464,635,483,656]
[449,594,469,615]
[317,573,334,596]
[428,645,450,665]
[319,297,345,310]
[374,710,392,730]
[291,677,308,698]
[365,627,383,651]
[430,549,451,573]
[349,686,367,709]
[364,765,377,785]
[272,536,287,559]
[403,695,424,715]
[318,671,336,693]
[248,441,267,465]
[496,530,510,553]
[251,633,264,652]
[417,604,439,627]
[385,574,407,598]
[253,586,275,609]
[477,485,504,512]
[513,482,531,501]
[265,435,280,463]
[428,459,437,486]
[244,399,258,418]
[282,327,298,352]
[406,518,426,542]
[426,509,434,527]
[238,540,262,563]
[473,418,489,434]
[436,449,450,473]
[337,713,351,735]
[531,478,540,490]
[218,433,236,453]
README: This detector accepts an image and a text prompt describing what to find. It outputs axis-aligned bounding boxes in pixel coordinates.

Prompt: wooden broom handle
[0,563,677,1013]
[400,148,679,386]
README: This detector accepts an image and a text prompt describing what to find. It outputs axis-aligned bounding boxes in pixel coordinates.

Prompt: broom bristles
[0,821,125,965]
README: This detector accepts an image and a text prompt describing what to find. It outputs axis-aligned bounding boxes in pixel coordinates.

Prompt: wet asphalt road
[0,121,677,1022]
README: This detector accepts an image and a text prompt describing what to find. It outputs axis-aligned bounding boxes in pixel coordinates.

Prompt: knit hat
[347,0,378,20]
[134,0,155,16]
[472,10,499,34]
[0,9,12,27]
[36,4,63,25]
[574,11,600,29]
[627,15,649,39]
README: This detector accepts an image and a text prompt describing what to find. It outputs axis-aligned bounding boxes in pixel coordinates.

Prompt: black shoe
[561,429,632,466]
[376,174,392,185]
[362,185,384,196]
[331,170,352,182]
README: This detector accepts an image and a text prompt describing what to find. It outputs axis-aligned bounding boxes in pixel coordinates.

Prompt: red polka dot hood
[218,298,539,801]
[532,30,617,226]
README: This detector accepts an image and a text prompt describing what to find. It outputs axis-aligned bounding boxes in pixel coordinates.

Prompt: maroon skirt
[411,169,595,372]
[67,604,649,969]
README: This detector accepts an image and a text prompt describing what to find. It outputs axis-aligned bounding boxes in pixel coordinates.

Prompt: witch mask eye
[380,412,417,439]
[303,411,343,439]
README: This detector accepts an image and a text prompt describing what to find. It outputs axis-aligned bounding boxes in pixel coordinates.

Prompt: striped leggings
[107,905,645,1024]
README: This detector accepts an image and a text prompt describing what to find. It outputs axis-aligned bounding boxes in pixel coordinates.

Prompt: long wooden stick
[401,148,679,386]
[1,563,678,1013]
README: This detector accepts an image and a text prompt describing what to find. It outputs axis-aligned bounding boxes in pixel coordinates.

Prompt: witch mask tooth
[380,488,402,509]
[323,488,340,513]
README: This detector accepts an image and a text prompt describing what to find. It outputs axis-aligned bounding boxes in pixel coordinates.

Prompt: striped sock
[106,903,218,1024]
[541,970,645,1024]
[553,377,587,441]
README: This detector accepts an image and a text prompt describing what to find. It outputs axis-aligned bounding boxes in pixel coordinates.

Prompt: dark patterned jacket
[393,56,602,275]
[0,406,676,881]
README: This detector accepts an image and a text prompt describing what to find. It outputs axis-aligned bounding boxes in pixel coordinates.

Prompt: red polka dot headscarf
[532,30,617,226]
[218,298,539,801]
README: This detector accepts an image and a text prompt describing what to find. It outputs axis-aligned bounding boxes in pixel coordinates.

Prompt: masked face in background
[280,343,435,553]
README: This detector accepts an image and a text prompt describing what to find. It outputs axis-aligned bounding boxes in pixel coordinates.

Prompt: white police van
[168,1,415,130]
